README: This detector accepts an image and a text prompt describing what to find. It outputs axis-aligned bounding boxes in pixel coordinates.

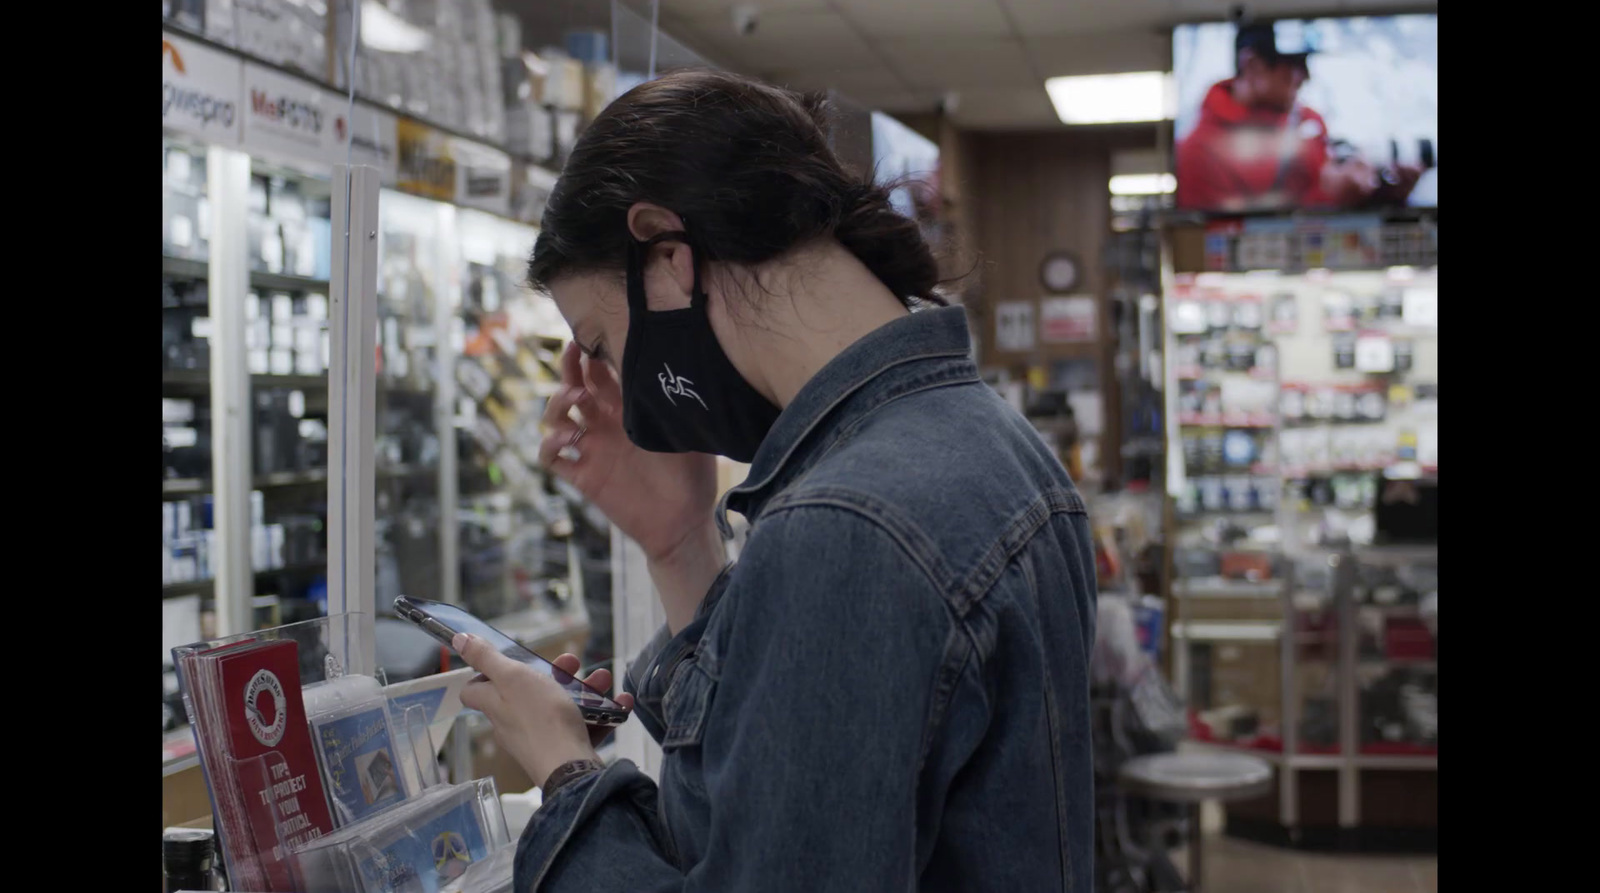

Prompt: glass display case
[374,190,450,620]
[1165,262,1438,840]
[164,137,214,753]
[246,156,336,630]
[451,210,602,663]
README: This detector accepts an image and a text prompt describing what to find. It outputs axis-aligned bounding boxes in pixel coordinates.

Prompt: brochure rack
[173,613,513,891]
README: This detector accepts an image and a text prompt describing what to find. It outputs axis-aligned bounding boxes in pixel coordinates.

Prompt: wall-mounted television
[870,111,940,220]
[1172,15,1437,214]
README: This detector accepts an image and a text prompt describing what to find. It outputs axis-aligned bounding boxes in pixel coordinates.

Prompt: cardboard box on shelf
[541,54,587,111]
[584,63,618,122]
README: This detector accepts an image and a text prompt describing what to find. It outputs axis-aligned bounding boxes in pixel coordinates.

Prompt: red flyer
[216,640,337,891]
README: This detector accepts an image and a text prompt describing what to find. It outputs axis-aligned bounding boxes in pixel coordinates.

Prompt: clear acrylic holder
[172,613,449,891]
[292,777,512,893]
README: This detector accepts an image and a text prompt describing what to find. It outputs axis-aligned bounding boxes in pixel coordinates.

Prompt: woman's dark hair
[527,69,943,309]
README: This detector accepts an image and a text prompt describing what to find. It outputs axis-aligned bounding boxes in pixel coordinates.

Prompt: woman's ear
[627,202,697,303]
[625,202,684,243]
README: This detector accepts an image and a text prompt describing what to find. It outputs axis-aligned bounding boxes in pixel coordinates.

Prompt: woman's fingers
[460,676,505,717]
[550,652,627,710]
[454,633,523,682]
[542,383,583,428]
[580,353,623,415]
[538,421,585,469]
[584,667,614,694]
[560,340,586,388]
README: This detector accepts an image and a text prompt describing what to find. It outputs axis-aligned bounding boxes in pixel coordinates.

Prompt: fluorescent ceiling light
[1045,72,1174,125]
[361,0,431,54]
[1109,173,1176,196]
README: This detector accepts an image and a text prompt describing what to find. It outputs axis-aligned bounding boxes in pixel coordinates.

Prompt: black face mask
[620,231,781,463]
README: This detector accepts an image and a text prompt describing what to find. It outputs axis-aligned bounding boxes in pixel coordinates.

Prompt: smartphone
[393,596,629,727]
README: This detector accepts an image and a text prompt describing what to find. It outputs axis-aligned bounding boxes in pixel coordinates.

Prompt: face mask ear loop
[641,230,707,311]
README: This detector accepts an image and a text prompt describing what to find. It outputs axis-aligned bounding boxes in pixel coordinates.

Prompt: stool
[1118,751,1273,893]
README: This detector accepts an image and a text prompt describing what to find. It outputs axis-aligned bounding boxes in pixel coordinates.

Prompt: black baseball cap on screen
[1235,22,1316,67]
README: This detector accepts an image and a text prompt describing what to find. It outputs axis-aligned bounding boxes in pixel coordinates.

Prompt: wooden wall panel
[958,127,1158,485]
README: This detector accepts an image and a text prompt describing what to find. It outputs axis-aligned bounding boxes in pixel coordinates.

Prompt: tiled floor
[1190,833,1437,893]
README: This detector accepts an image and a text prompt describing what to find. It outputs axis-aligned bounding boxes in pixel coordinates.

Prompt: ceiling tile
[998,0,1171,36]
[877,37,1038,90]
[946,86,1062,130]
[658,0,827,18]
[839,0,1012,39]
[765,63,908,96]
[1025,31,1169,78]
[843,89,944,115]
[673,10,879,71]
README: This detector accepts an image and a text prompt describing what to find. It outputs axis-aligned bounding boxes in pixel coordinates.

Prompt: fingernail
[452,633,468,651]
[558,446,581,462]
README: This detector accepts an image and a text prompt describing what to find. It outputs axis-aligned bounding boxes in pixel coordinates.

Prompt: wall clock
[1040,251,1080,293]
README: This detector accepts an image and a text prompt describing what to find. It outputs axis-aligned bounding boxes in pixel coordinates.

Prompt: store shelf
[163,477,208,496]
[160,255,329,293]
[1170,620,1281,642]
[1353,545,1439,567]
[1180,577,1283,598]
[255,374,329,389]
[162,370,212,389]
[1354,753,1438,770]
[162,373,336,391]
[255,468,328,488]
[162,561,330,600]
[250,269,329,293]
[162,579,215,599]
[162,255,209,281]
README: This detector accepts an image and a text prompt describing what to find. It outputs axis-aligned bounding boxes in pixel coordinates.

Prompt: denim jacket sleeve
[621,561,738,747]
[514,503,962,892]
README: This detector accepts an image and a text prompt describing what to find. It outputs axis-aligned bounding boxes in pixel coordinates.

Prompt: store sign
[452,138,513,217]
[995,301,1036,353]
[162,33,242,145]
[1040,295,1098,343]
[241,62,332,166]
[396,118,457,201]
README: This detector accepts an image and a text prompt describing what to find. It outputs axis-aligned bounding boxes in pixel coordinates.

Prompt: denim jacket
[515,306,1097,892]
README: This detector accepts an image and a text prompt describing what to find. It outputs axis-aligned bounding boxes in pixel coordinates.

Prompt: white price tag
[1402,287,1438,327]
[1354,334,1395,373]
[1170,300,1207,334]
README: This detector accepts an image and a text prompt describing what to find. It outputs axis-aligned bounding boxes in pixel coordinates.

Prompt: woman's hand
[539,341,719,565]
[455,634,636,787]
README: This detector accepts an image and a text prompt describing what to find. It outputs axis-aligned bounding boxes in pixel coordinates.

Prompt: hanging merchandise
[1332,332,1358,369]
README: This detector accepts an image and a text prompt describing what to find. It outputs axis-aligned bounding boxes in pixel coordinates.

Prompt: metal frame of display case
[1182,545,1438,835]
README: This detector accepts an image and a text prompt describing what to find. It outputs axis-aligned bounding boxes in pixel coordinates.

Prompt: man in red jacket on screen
[1175,22,1419,213]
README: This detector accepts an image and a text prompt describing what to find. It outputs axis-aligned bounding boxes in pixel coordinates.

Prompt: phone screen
[396,597,622,712]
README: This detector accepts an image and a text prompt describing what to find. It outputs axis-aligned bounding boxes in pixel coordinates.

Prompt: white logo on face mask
[659,363,707,410]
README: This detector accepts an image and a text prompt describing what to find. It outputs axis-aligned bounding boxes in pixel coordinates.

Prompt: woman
[455,69,1097,892]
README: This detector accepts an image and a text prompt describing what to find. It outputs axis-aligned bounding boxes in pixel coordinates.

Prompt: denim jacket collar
[716,305,975,535]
